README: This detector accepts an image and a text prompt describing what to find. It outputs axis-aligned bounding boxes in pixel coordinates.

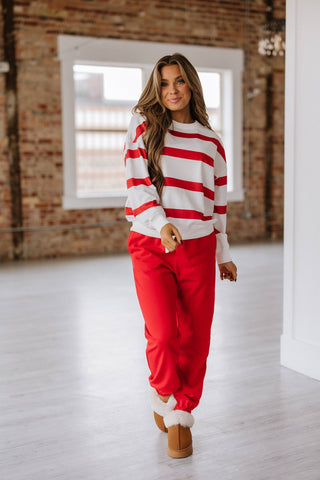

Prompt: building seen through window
[73,65,222,196]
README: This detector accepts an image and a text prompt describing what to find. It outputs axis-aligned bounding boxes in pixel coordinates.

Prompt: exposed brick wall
[0,0,285,260]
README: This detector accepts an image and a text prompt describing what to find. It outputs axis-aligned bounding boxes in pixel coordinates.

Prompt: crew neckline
[171,119,199,130]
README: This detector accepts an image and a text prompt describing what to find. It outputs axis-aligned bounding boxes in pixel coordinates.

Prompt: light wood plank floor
[1,242,320,480]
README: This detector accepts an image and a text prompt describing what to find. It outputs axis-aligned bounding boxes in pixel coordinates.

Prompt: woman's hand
[160,223,183,252]
[218,261,237,282]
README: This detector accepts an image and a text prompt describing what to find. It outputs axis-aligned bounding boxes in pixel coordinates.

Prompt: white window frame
[58,35,244,209]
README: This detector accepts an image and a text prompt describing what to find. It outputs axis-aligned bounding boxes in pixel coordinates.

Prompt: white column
[281,0,320,380]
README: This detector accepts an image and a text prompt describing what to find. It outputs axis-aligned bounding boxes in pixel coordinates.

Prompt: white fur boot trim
[150,387,177,417]
[164,409,195,429]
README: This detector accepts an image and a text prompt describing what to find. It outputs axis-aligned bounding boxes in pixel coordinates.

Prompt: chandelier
[258,19,285,57]
[258,0,285,58]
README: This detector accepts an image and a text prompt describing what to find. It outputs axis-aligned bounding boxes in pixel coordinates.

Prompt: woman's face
[160,64,192,121]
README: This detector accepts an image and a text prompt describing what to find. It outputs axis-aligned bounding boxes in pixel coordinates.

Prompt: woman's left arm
[213,141,231,265]
[213,139,237,281]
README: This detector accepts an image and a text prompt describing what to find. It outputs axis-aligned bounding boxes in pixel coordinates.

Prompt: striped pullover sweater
[124,113,231,264]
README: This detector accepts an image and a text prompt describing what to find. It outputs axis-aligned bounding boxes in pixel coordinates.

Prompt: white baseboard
[281,335,320,381]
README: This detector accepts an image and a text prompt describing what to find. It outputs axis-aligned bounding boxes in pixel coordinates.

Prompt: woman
[124,53,237,458]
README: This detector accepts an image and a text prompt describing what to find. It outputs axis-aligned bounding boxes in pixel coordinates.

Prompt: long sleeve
[124,114,169,233]
[213,142,232,264]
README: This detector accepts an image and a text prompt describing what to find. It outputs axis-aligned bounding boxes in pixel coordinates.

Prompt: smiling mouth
[168,98,181,104]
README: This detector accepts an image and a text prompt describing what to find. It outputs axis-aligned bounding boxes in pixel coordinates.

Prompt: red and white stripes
[124,113,231,264]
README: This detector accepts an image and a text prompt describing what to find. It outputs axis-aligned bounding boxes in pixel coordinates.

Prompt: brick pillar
[1,0,24,259]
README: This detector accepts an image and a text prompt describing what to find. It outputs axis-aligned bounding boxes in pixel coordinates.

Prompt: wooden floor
[1,242,320,480]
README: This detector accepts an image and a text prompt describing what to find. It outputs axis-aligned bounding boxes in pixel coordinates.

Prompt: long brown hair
[133,53,211,196]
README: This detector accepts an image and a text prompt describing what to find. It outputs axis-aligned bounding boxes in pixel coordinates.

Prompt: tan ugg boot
[163,409,194,458]
[167,425,193,458]
[153,395,170,433]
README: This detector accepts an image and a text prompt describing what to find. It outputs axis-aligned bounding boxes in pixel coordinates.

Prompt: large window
[73,66,223,197]
[59,37,243,209]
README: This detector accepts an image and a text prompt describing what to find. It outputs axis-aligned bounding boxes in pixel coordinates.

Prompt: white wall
[281,0,320,379]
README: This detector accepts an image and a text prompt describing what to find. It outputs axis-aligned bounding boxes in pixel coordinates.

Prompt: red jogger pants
[128,230,216,413]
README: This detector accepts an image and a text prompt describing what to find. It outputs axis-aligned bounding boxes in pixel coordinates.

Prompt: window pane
[73,65,142,195]
[103,67,142,102]
[76,130,126,193]
[198,71,220,108]
[198,71,221,133]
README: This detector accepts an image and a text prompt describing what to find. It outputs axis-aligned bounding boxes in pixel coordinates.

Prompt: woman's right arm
[124,114,169,233]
